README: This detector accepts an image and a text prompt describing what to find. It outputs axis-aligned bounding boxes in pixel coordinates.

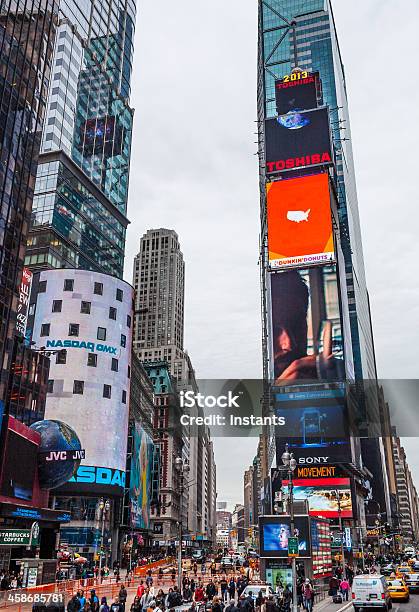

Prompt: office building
[25,0,136,278]
[0,0,56,402]
[133,228,185,374]
[257,0,389,523]
[392,433,419,544]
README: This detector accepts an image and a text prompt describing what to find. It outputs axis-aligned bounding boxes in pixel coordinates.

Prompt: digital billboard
[270,266,344,383]
[274,388,351,464]
[0,429,37,500]
[265,108,333,176]
[275,72,319,115]
[16,267,33,342]
[259,515,311,558]
[130,423,154,530]
[267,173,335,269]
[311,519,333,578]
[288,482,353,519]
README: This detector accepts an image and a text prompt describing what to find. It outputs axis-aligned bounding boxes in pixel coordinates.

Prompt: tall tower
[25,0,136,278]
[132,228,186,375]
[257,0,389,528]
[0,0,57,400]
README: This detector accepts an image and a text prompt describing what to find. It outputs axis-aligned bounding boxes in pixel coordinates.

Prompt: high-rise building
[25,0,136,278]
[257,0,389,522]
[133,228,185,373]
[0,0,57,401]
[392,433,419,545]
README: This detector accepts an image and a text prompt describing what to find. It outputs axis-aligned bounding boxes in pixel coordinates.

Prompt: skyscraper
[25,0,135,278]
[133,228,186,377]
[257,0,388,514]
[0,0,57,400]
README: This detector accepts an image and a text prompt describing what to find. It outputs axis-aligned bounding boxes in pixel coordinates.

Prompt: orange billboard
[267,173,335,269]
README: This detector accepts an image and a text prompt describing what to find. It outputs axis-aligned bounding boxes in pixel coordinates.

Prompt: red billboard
[267,173,335,269]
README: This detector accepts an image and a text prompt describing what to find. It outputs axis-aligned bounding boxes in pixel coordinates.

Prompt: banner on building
[265,108,333,176]
[267,173,335,269]
[275,71,320,115]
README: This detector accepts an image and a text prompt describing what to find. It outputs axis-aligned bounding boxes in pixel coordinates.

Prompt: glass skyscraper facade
[258,0,390,520]
[25,0,136,278]
[0,0,57,400]
[258,0,377,391]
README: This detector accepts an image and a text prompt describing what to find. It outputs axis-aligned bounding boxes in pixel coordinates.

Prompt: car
[220,556,245,568]
[381,564,395,577]
[395,565,411,579]
[386,579,409,602]
[404,572,419,593]
[351,575,392,610]
[241,584,274,600]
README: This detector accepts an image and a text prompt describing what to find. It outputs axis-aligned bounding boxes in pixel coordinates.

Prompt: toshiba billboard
[267,173,335,269]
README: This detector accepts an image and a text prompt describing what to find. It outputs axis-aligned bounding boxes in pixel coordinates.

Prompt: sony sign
[297,456,330,465]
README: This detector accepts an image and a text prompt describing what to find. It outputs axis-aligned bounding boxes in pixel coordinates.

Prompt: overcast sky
[123,0,419,510]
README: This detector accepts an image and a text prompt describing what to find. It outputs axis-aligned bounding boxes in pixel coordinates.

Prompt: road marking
[336,603,352,612]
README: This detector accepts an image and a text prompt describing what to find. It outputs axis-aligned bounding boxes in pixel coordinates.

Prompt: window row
[40,323,126,347]
[55,351,123,373]
[38,278,125,301]
[47,379,126,402]
[50,299,131,326]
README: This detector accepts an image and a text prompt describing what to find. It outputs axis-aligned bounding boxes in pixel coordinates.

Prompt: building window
[47,379,54,393]
[87,353,97,367]
[94,282,103,295]
[120,334,126,348]
[68,323,79,337]
[80,301,91,314]
[109,306,117,320]
[122,390,127,404]
[116,288,123,302]
[126,314,131,328]
[127,365,131,379]
[111,358,118,372]
[64,279,74,291]
[40,323,50,336]
[73,380,84,395]
[56,350,67,364]
[103,384,111,399]
[97,327,106,341]
[38,280,47,293]
[52,300,62,313]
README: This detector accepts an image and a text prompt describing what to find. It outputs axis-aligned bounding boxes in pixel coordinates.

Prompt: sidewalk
[315,595,352,612]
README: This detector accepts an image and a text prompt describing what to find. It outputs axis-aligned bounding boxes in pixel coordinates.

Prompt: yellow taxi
[395,565,411,579]
[386,579,410,602]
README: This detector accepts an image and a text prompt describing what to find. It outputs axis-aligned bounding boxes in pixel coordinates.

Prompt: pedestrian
[140,588,155,612]
[68,594,82,612]
[171,568,176,584]
[130,597,141,612]
[99,597,110,612]
[118,585,128,612]
[228,577,236,601]
[211,597,223,612]
[110,597,122,612]
[194,584,205,603]
[302,580,314,612]
[206,580,217,601]
[328,575,339,598]
[137,581,146,598]
[220,576,228,602]
[89,590,99,612]
[255,591,264,612]
[339,577,349,601]
[193,563,198,578]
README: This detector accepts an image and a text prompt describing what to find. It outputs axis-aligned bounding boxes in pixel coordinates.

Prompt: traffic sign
[288,537,299,557]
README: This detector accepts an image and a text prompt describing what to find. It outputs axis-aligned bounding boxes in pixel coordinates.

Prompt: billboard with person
[130,423,154,530]
[259,515,311,558]
[267,173,335,269]
[269,266,344,383]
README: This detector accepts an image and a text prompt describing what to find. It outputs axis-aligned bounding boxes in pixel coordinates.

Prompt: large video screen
[259,516,311,558]
[269,266,344,383]
[267,173,335,269]
[265,108,332,176]
[274,388,351,463]
[291,482,353,518]
[130,423,154,530]
[0,430,37,500]
[275,72,319,115]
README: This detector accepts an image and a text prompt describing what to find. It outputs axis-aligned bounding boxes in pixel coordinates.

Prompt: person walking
[302,579,314,612]
[130,597,142,612]
[99,597,110,612]
[339,577,350,602]
[118,585,128,612]
[220,576,228,603]
[228,577,236,602]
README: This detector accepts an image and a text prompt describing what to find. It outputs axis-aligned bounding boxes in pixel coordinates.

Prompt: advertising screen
[274,388,351,463]
[290,482,353,518]
[129,423,154,530]
[265,108,333,176]
[270,266,344,383]
[259,516,311,558]
[267,173,335,269]
[311,519,333,578]
[16,268,33,341]
[0,430,37,500]
[275,72,319,115]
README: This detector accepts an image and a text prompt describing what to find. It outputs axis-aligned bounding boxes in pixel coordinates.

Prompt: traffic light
[248,528,253,537]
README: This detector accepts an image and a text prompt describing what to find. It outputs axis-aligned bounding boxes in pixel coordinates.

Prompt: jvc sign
[39,449,85,462]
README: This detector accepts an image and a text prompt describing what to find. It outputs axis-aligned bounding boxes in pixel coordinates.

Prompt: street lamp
[175,457,190,592]
[281,444,298,612]
[98,498,111,579]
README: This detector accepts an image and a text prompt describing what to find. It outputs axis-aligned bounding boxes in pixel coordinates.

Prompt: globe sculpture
[30,420,82,489]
